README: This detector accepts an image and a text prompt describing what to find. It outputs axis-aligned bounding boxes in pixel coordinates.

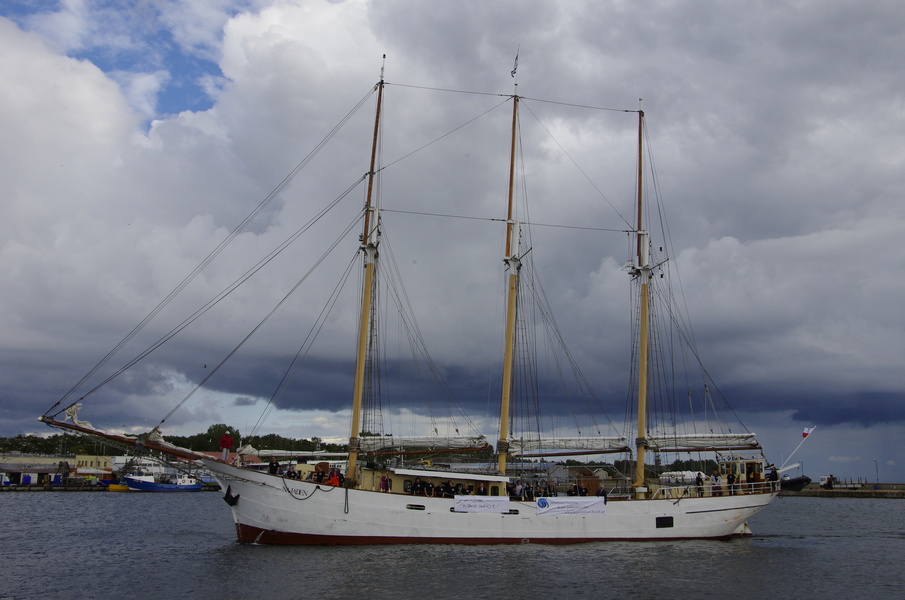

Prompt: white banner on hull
[536,497,607,515]
[453,496,511,513]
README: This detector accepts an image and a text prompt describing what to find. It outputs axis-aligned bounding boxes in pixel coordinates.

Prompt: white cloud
[20,0,90,52]
[112,69,170,117]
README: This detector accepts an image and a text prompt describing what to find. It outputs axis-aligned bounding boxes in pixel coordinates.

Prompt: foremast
[347,58,385,482]
[632,109,650,496]
[496,91,520,475]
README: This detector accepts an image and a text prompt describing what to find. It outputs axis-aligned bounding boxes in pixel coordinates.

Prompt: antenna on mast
[510,46,519,91]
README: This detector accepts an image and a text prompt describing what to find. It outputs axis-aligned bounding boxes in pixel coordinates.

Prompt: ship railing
[650,480,779,500]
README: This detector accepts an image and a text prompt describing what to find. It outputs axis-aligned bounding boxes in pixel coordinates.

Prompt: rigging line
[249,248,361,439]
[523,253,620,434]
[520,96,640,114]
[381,208,626,233]
[645,122,704,385]
[379,226,480,434]
[49,174,368,418]
[159,208,367,430]
[385,81,510,99]
[520,100,633,231]
[513,126,549,442]
[375,97,511,173]
[649,276,750,432]
[45,86,377,417]
[252,223,364,439]
[387,81,642,114]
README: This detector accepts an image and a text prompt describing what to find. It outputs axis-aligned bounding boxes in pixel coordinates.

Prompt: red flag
[802,427,814,438]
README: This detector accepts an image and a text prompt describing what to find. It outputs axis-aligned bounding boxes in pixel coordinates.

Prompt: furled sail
[358,435,488,453]
[508,437,631,455]
[646,432,761,451]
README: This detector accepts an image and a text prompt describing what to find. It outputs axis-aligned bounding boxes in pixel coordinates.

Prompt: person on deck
[219,431,233,462]
[710,470,723,496]
[328,470,341,486]
[596,486,608,504]
[268,457,279,475]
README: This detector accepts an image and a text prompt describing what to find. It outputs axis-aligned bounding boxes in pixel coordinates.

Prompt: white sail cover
[646,432,760,450]
[235,444,347,458]
[507,433,759,455]
[508,437,630,454]
[357,435,487,452]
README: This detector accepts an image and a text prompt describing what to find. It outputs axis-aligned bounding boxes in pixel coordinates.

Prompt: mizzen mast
[347,56,386,482]
[632,108,651,495]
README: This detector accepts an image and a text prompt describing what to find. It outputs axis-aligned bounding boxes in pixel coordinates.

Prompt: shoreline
[780,484,904,499]
[0,483,219,492]
[4,482,903,498]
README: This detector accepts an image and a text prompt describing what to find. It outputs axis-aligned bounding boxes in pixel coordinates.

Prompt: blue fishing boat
[124,474,202,492]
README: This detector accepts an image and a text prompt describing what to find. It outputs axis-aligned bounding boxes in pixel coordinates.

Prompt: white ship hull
[205,461,776,545]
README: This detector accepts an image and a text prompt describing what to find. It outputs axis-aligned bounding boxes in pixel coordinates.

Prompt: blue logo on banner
[537,498,548,509]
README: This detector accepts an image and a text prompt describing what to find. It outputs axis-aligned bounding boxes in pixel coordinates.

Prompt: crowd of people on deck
[262,458,620,500]
[260,457,777,501]
[410,478,474,497]
[266,457,346,487]
[403,477,612,499]
[507,479,560,500]
[693,466,778,497]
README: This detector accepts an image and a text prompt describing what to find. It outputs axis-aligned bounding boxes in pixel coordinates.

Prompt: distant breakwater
[781,485,905,499]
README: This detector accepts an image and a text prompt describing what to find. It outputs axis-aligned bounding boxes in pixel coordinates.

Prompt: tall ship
[41,60,777,544]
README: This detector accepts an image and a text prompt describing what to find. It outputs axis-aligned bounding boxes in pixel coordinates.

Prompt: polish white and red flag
[802,427,815,438]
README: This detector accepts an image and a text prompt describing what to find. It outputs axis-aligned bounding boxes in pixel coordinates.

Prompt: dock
[1,484,108,492]
[1,483,219,492]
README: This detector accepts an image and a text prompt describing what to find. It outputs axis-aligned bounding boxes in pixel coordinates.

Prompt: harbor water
[2,491,902,599]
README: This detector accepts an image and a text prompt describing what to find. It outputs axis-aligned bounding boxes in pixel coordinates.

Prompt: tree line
[0,423,344,456]
[1,426,716,475]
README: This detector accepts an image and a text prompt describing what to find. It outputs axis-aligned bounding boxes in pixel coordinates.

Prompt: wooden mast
[633,109,651,494]
[496,90,520,475]
[347,57,385,482]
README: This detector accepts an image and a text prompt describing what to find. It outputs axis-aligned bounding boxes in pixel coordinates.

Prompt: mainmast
[347,57,385,482]
[496,90,520,475]
[632,109,650,496]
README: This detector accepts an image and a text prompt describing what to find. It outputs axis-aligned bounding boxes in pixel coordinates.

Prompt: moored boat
[780,475,812,492]
[123,474,202,492]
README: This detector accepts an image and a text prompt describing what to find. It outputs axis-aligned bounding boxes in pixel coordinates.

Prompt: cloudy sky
[2,0,903,482]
